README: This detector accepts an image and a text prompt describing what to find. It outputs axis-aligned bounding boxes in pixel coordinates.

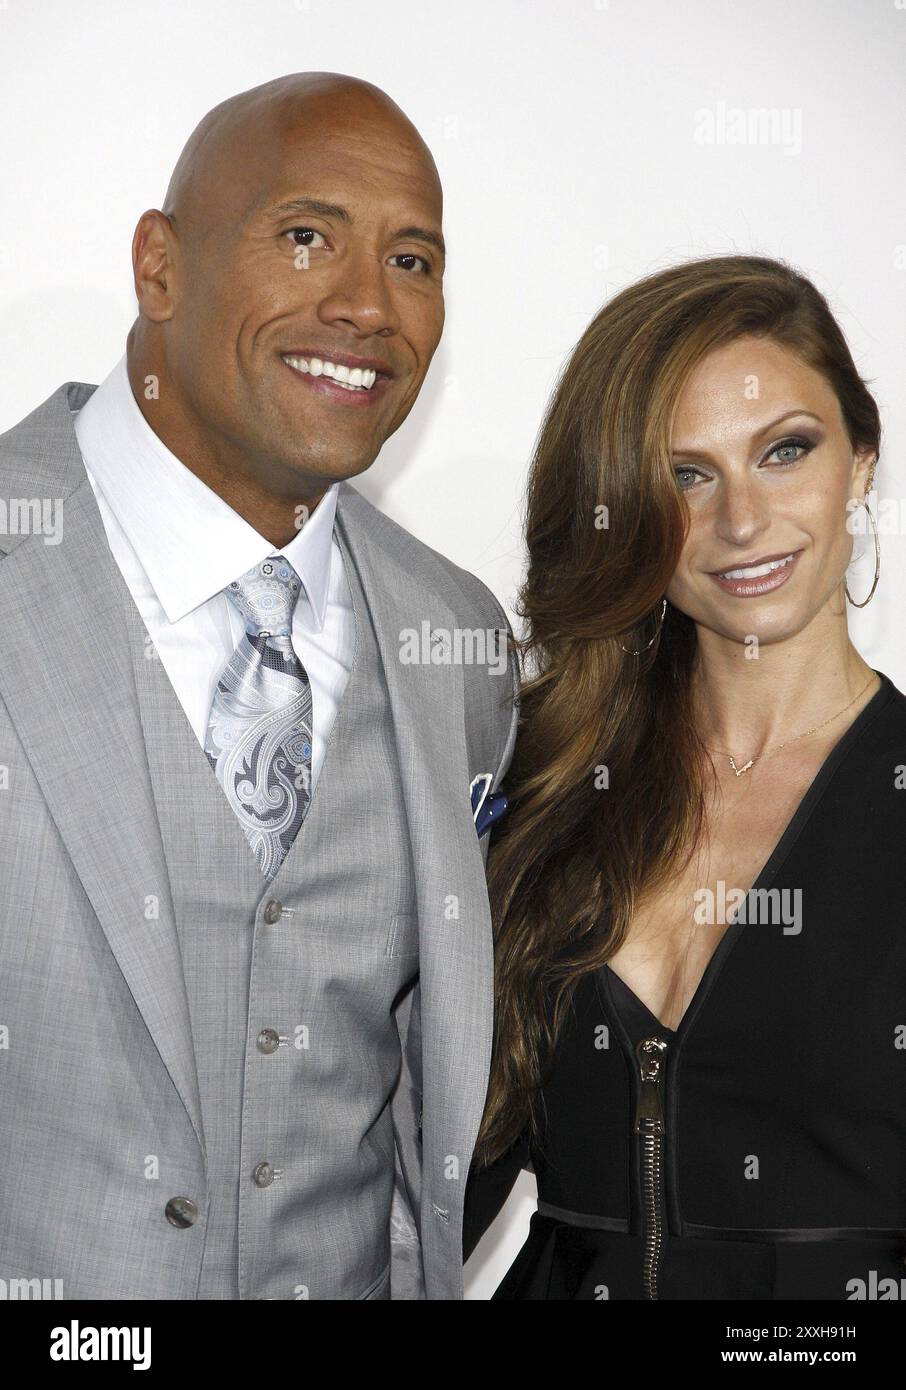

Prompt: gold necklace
[706,673,877,777]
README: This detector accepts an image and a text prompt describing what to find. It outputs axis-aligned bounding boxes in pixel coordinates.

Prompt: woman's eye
[766,436,813,465]
[284,226,327,250]
[389,252,430,274]
[674,466,702,491]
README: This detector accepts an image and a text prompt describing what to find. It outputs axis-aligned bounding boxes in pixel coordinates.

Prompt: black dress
[463,669,906,1299]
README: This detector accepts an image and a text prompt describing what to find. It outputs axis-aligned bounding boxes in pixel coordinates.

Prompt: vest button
[252,1161,275,1188]
[262,899,283,924]
[164,1196,199,1228]
[256,1027,280,1054]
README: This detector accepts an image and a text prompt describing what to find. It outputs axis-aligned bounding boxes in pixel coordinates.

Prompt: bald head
[128,70,446,543]
[162,72,441,237]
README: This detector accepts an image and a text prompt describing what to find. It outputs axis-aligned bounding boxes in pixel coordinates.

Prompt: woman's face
[665,334,874,647]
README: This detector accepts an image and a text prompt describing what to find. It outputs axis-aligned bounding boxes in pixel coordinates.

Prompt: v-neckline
[601,669,892,1045]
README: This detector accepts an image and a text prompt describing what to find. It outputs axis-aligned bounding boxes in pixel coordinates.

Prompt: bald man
[0,73,517,1300]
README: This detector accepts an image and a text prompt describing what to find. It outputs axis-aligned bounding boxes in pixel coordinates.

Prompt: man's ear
[131,209,177,323]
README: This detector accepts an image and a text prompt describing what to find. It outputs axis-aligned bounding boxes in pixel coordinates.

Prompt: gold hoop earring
[845,497,880,608]
[619,598,667,656]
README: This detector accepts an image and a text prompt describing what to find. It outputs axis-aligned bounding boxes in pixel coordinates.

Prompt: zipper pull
[634,1036,668,1133]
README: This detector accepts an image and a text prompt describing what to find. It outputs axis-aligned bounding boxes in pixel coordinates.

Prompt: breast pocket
[385,912,419,960]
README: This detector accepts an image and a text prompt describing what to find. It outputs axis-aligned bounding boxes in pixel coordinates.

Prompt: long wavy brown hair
[474,253,882,1167]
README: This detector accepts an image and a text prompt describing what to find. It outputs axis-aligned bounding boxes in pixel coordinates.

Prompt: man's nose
[315,248,401,338]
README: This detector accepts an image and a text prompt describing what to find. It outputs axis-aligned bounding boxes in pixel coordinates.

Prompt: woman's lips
[708,549,802,597]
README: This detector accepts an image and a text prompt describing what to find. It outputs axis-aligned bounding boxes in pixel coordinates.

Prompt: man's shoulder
[0,382,95,479]
[337,480,508,627]
[0,382,96,555]
[1,381,96,447]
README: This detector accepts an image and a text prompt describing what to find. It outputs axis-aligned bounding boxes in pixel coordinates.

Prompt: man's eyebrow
[265,197,352,223]
[259,198,445,258]
[391,225,446,259]
[671,409,825,460]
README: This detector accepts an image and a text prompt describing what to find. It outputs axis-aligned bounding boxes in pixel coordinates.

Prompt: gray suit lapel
[334,484,494,1206]
[0,386,204,1148]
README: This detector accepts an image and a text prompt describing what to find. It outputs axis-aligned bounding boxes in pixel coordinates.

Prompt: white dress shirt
[73,354,354,794]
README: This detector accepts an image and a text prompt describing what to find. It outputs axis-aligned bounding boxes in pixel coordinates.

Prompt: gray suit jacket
[0,382,519,1300]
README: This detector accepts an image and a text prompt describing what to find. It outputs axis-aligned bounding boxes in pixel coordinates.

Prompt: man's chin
[274,443,381,490]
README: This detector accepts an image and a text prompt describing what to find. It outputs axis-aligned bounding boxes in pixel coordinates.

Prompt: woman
[463,253,906,1300]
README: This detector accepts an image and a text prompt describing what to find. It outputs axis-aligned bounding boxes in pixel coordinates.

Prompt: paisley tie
[204,555,313,881]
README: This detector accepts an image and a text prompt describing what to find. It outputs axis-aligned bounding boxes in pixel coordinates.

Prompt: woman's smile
[707,547,803,597]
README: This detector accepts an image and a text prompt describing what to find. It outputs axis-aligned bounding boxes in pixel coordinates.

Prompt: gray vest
[126,521,418,1299]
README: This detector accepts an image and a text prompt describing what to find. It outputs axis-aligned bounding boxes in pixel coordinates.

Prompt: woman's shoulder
[860,669,906,735]
[807,669,906,881]
[837,668,906,790]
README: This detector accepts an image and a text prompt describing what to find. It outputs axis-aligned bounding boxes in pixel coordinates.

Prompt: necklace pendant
[729,756,754,777]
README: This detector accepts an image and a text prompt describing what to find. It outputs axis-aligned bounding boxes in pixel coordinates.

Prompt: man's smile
[280,350,395,407]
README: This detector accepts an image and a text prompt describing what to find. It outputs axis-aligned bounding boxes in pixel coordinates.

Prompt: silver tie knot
[224,555,302,638]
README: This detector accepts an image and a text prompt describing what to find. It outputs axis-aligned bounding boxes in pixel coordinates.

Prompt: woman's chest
[605,769,818,1030]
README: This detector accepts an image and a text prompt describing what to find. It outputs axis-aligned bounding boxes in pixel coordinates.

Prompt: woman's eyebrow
[672,409,825,460]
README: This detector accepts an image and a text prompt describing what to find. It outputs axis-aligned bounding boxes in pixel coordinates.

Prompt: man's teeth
[719,554,795,580]
[282,355,378,390]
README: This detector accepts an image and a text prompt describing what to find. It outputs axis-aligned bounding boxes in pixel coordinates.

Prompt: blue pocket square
[470,773,509,840]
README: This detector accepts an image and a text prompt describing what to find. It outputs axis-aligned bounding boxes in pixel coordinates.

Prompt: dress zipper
[634,1036,668,1300]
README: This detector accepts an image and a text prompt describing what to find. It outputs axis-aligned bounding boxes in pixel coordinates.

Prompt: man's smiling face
[133,78,445,497]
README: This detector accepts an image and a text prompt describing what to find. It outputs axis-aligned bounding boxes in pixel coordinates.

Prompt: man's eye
[284,227,327,249]
[389,252,430,274]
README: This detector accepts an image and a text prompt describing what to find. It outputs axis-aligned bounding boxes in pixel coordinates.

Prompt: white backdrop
[1,0,904,1298]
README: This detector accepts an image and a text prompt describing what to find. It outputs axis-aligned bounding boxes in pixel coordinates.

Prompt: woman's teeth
[282,354,378,390]
[718,553,795,580]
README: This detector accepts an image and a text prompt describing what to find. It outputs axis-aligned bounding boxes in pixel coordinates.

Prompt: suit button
[165,1196,199,1228]
[253,1161,275,1188]
[256,1027,280,1054]
[263,899,283,924]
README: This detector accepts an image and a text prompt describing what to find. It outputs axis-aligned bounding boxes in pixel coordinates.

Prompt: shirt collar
[73,353,338,629]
